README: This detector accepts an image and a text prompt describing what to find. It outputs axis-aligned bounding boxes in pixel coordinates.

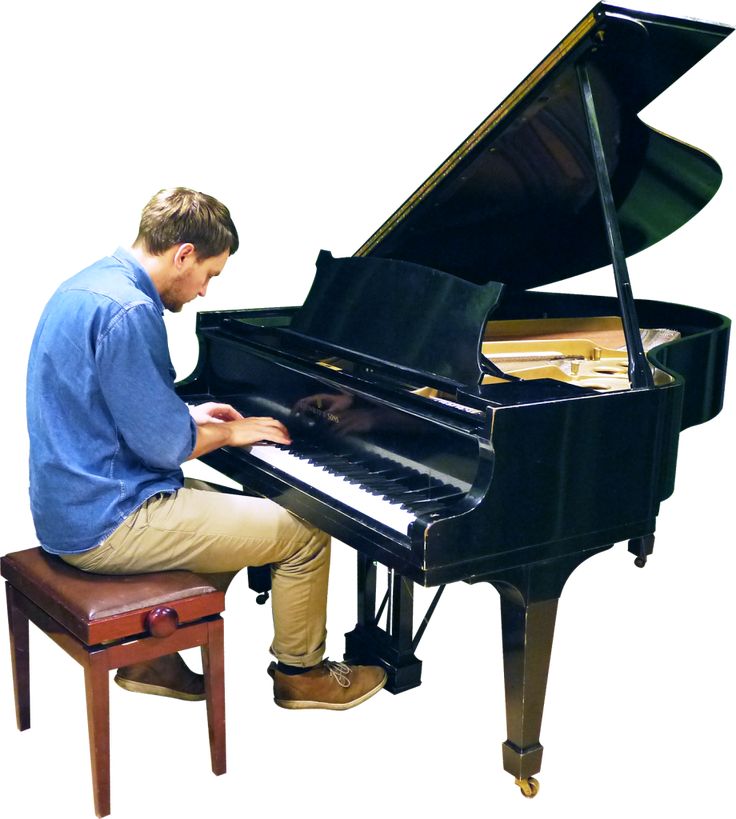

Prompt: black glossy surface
[178,301,690,585]
[175,4,732,794]
[358,4,731,289]
[290,250,504,387]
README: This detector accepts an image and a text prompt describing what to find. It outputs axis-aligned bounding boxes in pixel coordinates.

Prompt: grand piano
[177,3,732,798]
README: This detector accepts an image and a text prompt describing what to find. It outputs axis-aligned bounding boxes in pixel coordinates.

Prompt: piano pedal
[628,533,655,568]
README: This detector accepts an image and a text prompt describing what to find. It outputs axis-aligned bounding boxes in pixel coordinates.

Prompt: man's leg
[65,486,330,665]
[63,486,385,709]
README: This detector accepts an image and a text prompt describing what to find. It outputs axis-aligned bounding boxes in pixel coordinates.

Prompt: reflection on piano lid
[355,5,728,290]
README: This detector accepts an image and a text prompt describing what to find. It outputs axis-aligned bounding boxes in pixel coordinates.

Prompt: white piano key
[248,444,417,535]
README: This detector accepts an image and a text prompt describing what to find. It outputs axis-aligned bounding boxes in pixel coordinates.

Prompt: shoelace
[324,660,352,688]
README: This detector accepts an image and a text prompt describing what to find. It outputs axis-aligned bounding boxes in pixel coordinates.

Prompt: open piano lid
[276,3,732,392]
[354,3,733,290]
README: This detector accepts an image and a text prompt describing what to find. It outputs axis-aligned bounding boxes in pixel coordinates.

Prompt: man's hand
[187,414,291,461]
[225,416,292,447]
[189,402,243,425]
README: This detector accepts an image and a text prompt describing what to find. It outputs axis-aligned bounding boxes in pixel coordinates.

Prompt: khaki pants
[62,480,330,667]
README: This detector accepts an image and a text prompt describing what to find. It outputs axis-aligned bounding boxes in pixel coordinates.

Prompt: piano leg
[344,555,423,693]
[357,552,377,626]
[495,590,557,798]
[487,545,612,797]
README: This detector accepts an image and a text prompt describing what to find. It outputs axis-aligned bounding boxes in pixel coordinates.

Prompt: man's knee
[282,523,330,568]
[303,524,331,561]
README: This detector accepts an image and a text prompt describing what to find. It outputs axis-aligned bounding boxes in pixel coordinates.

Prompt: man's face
[161,247,230,313]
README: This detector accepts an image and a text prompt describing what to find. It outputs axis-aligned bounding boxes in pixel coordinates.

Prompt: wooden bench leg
[5,583,31,731]
[202,616,226,775]
[84,651,111,818]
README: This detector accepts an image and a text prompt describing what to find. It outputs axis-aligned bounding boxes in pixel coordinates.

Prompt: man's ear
[173,242,196,268]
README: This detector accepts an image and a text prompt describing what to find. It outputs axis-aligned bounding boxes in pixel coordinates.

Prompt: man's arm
[97,307,290,469]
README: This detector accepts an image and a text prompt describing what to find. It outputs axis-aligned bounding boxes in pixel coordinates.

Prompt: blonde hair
[134,187,239,258]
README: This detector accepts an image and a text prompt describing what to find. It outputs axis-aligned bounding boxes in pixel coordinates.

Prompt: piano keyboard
[247,443,465,535]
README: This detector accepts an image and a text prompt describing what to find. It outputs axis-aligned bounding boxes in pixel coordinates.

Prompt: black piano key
[291,444,324,457]
[354,467,428,490]
[386,490,431,502]
[402,489,464,513]
[386,484,463,503]
[326,456,440,491]
[323,463,377,482]
[406,487,465,505]
[401,499,456,516]
[326,454,410,479]
[359,480,408,494]
[359,468,410,482]
[269,442,466,514]
[329,462,371,476]
[334,453,372,465]
[346,454,403,473]
[309,456,347,468]
[395,474,442,491]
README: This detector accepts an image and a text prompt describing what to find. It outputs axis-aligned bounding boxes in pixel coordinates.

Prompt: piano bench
[1,547,226,818]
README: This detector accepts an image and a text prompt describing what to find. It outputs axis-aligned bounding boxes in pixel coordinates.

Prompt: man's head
[132,188,239,312]
[135,187,238,259]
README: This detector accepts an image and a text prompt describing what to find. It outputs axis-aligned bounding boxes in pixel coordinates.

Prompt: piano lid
[355,3,733,290]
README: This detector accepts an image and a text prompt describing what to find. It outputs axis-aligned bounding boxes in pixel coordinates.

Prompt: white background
[1,1,734,817]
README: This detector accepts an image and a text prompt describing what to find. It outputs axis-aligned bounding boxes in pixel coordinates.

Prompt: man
[26,187,386,710]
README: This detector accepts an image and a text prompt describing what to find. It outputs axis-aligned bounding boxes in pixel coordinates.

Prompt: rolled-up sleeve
[96,302,196,470]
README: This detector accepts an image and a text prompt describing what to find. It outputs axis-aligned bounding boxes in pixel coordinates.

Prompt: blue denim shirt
[27,247,197,554]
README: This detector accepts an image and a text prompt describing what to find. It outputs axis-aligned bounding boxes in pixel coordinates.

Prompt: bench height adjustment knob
[146,606,179,637]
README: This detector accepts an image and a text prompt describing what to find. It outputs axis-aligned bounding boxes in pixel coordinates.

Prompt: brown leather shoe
[269,660,387,710]
[115,653,205,701]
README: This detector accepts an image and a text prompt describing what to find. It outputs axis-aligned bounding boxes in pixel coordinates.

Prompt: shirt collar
[111,246,165,314]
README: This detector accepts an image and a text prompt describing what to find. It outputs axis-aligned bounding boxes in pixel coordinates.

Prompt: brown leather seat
[2,547,226,818]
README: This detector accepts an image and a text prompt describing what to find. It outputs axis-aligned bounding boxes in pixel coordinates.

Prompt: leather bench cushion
[1,548,224,645]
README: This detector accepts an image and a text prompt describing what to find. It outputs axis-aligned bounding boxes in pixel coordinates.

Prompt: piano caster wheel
[255,592,270,605]
[515,777,540,798]
[629,534,654,568]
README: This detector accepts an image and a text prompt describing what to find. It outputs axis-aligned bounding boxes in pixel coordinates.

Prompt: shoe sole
[274,673,387,711]
[114,675,206,702]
